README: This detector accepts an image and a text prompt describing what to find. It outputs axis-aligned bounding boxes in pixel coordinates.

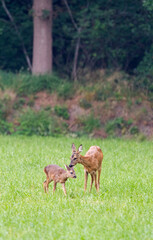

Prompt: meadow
[0,136,153,240]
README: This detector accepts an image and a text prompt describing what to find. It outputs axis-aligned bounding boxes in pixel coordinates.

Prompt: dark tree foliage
[0,0,153,77]
[54,0,153,73]
[0,0,33,71]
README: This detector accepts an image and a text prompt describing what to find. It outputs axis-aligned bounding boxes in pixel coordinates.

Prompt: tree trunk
[72,35,80,82]
[32,0,52,75]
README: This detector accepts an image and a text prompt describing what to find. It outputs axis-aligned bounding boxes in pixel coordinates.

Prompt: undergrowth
[0,71,72,97]
[0,70,152,138]
[15,108,67,136]
[0,70,152,98]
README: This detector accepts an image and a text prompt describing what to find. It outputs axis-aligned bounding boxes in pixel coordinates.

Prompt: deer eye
[73,158,77,160]
[70,172,73,174]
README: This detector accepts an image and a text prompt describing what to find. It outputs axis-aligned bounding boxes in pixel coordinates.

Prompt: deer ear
[72,143,76,152]
[78,144,83,152]
[65,165,70,170]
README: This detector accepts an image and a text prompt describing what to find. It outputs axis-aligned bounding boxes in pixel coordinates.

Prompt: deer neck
[79,155,91,168]
[65,176,68,181]
[65,172,69,180]
[62,173,68,182]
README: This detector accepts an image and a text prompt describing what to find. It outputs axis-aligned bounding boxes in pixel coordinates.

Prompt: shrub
[0,71,16,89]
[79,99,92,109]
[13,98,26,109]
[94,83,114,101]
[0,120,14,134]
[0,101,6,120]
[27,96,35,107]
[135,45,153,92]
[57,82,74,99]
[0,97,12,120]
[105,117,132,136]
[81,114,100,133]
[14,73,62,96]
[54,105,69,120]
[130,126,139,135]
[135,98,142,105]
[16,108,56,136]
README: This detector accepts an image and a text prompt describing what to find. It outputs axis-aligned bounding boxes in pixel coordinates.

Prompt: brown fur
[69,144,103,192]
[43,164,76,196]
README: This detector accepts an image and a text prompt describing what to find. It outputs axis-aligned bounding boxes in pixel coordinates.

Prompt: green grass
[0,136,153,240]
[0,70,65,96]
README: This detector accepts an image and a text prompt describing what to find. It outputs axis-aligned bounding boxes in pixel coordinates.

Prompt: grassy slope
[0,136,153,239]
[0,70,153,138]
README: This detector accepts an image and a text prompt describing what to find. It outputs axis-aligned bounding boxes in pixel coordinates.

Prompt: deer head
[69,143,83,167]
[65,165,76,178]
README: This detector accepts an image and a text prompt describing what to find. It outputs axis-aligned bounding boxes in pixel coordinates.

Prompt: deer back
[44,164,67,182]
[84,146,103,171]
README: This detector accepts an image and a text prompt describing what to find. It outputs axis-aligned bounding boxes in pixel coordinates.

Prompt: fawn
[69,143,103,192]
[43,164,76,196]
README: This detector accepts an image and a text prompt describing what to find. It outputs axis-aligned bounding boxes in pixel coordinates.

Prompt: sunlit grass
[0,136,153,239]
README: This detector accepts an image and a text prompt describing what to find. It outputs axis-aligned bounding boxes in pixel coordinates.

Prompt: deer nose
[69,164,73,167]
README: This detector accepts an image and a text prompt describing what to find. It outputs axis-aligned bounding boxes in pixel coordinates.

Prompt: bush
[0,120,14,134]
[79,99,92,109]
[130,126,139,135]
[105,117,132,136]
[94,83,114,101]
[0,71,16,89]
[13,97,26,109]
[0,97,12,120]
[81,114,100,133]
[57,82,74,99]
[135,45,153,92]
[15,73,62,96]
[0,71,65,96]
[0,100,6,120]
[54,105,69,120]
[16,108,56,136]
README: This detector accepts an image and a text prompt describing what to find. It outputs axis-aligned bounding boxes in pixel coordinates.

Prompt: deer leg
[62,183,67,196]
[43,180,47,193]
[45,178,52,193]
[89,174,94,192]
[94,173,98,192]
[84,169,88,192]
[53,181,57,194]
[97,168,102,191]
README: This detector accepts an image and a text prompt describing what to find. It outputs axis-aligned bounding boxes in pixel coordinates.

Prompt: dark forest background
[0,0,153,91]
[0,0,153,138]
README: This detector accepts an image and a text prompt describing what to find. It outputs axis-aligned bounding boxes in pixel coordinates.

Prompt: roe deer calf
[43,164,76,196]
[69,143,103,192]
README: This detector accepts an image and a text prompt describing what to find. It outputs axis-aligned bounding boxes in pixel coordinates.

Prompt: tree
[32,0,52,75]
[0,0,153,78]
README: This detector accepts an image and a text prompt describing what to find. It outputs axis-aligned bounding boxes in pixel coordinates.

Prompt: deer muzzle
[69,164,73,167]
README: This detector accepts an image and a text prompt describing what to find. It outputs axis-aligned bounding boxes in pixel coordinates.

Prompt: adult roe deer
[43,164,76,196]
[69,143,103,192]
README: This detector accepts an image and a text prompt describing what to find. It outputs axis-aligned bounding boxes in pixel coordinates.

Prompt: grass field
[0,136,153,240]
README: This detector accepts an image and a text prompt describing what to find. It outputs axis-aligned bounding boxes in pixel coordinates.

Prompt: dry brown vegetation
[0,71,153,139]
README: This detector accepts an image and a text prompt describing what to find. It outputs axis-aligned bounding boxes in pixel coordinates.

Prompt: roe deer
[43,164,76,196]
[69,143,103,192]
